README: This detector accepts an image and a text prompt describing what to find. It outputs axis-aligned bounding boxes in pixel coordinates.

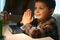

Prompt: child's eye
[39,7,44,9]
[34,7,44,10]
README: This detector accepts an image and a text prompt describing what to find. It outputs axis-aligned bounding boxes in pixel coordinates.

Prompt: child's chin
[36,17,41,19]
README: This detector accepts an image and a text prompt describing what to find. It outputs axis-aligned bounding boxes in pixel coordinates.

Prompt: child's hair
[35,0,56,9]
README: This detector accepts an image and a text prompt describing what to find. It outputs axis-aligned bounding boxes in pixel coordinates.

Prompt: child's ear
[49,8,54,15]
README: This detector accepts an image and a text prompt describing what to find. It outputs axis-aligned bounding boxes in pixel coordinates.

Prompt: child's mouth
[36,14,41,16]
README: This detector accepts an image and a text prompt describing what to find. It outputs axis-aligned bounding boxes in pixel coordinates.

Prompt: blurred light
[0,0,5,12]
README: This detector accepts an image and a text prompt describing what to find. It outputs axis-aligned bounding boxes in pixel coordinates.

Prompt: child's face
[34,2,51,20]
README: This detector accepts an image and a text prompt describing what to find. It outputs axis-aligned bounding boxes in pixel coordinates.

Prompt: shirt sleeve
[31,25,55,38]
[21,23,58,40]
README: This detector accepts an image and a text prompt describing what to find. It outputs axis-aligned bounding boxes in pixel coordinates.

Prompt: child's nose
[36,10,39,13]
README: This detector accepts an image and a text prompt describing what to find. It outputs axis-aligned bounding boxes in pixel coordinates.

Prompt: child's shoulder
[45,16,57,26]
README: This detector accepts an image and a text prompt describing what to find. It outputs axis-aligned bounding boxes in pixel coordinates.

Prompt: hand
[21,9,33,25]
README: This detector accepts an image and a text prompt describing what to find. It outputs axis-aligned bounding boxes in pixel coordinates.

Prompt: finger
[23,9,32,19]
[26,9,32,16]
[22,11,27,19]
[31,17,33,21]
[24,9,31,15]
[24,9,29,17]
[26,9,31,12]
[28,9,32,15]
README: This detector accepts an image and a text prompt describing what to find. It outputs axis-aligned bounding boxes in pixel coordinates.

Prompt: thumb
[31,17,33,22]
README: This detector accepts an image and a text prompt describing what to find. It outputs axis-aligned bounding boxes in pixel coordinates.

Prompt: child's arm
[22,20,58,40]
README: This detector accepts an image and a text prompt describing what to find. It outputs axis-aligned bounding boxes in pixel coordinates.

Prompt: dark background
[3,0,34,15]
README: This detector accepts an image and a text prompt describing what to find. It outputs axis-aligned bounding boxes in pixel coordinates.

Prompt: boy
[17,0,59,40]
